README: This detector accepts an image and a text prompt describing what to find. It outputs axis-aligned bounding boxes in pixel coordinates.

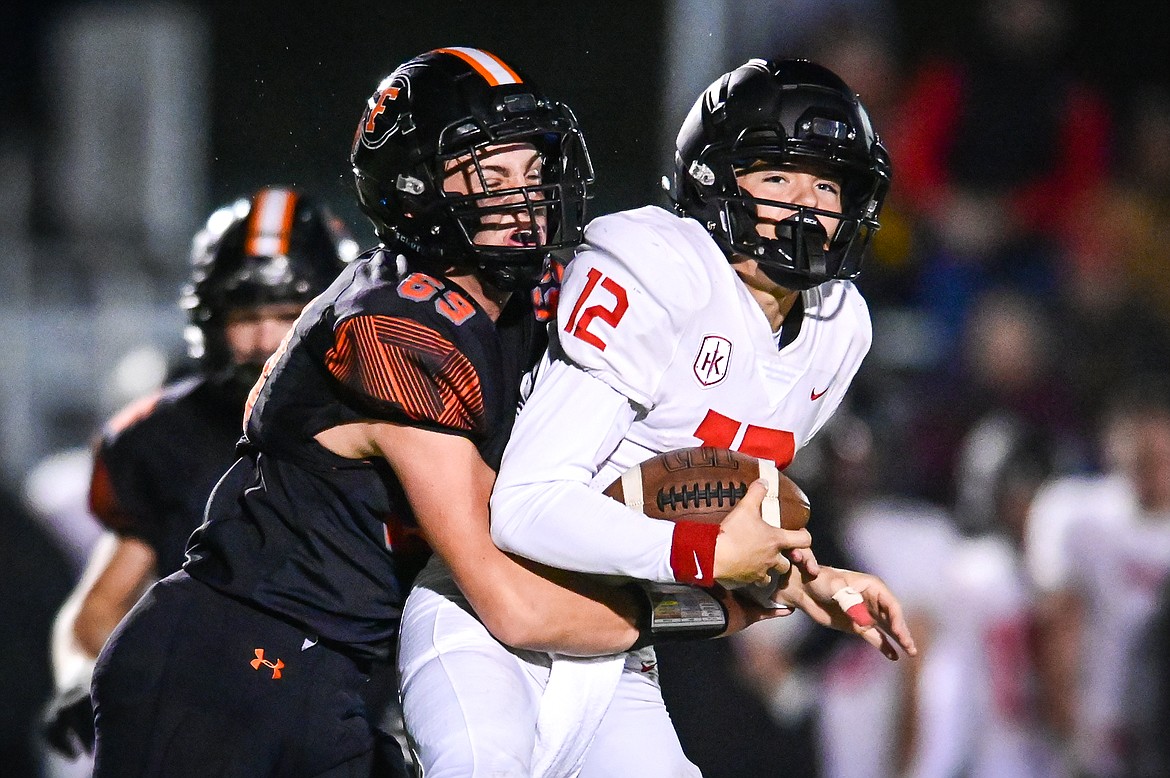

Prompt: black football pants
[91,571,407,777]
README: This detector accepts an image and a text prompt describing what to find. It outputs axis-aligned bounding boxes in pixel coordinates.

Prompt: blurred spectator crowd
[6,0,1170,776]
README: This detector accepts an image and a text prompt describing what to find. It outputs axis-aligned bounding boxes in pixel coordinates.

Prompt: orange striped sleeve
[325,315,485,432]
[88,447,134,531]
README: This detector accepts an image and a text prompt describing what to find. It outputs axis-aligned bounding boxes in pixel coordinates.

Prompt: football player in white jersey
[398,59,918,777]
[1025,381,1170,777]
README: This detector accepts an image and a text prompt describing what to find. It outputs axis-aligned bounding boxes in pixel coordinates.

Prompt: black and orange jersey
[183,247,546,659]
[88,375,247,577]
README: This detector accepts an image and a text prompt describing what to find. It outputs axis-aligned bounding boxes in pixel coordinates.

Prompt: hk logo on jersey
[693,335,732,387]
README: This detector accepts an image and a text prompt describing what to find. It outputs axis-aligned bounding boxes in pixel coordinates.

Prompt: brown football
[602,446,810,530]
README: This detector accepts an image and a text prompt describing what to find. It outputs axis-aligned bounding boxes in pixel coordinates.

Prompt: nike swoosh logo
[693,550,704,580]
[810,387,829,401]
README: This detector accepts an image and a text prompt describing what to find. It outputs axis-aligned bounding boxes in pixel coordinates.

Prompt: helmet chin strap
[209,362,265,409]
[477,258,545,293]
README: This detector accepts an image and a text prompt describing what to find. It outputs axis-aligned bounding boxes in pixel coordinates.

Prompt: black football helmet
[670,58,891,290]
[350,47,594,292]
[180,187,357,371]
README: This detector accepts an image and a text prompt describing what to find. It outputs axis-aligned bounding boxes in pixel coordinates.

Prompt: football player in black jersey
[44,187,354,762]
[89,47,804,778]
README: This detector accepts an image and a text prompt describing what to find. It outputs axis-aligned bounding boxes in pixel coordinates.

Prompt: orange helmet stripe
[434,47,522,87]
[245,188,298,257]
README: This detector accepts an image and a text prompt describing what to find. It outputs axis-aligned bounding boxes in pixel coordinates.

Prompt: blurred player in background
[88,47,794,778]
[1128,565,1170,777]
[1026,376,1170,777]
[399,58,917,777]
[728,410,956,778]
[890,414,1061,778]
[43,187,355,763]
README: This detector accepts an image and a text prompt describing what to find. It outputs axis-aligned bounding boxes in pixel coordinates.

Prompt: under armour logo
[250,648,284,679]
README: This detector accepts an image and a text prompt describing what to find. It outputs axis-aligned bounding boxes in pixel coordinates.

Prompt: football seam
[605,449,792,528]
[654,481,748,511]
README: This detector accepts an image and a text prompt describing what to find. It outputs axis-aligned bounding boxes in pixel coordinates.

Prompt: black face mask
[756,216,830,291]
[209,361,265,410]
[477,258,547,294]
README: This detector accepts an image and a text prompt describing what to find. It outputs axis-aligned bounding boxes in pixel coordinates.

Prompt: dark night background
[4,0,1169,236]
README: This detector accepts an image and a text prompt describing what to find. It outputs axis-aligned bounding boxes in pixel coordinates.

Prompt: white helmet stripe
[435,47,522,86]
[246,188,297,257]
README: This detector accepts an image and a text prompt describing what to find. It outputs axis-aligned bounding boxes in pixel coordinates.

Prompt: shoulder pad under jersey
[555,206,725,407]
[325,265,491,434]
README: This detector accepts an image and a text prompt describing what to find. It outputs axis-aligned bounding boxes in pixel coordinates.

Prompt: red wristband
[669,521,720,587]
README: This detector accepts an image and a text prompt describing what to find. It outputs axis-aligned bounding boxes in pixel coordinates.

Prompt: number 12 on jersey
[564,267,629,351]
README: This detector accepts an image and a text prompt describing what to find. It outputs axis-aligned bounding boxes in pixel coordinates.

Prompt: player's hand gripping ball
[602,446,809,530]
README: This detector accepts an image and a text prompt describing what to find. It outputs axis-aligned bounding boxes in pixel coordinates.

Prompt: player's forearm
[72,534,157,656]
[51,596,94,690]
[50,531,137,680]
[493,356,682,580]
[506,588,640,656]
[1034,590,1082,738]
[491,479,677,581]
[72,596,130,657]
[456,553,640,655]
[382,422,642,653]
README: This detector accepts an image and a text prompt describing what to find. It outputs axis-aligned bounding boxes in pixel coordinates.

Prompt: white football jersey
[910,537,1064,778]
[810,500,960,778]
[1025,472,1170,775]
[1024,472,1133,593]
[491,205,871,581]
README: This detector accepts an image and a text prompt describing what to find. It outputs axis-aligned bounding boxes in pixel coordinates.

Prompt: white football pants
[397,559,701,777]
